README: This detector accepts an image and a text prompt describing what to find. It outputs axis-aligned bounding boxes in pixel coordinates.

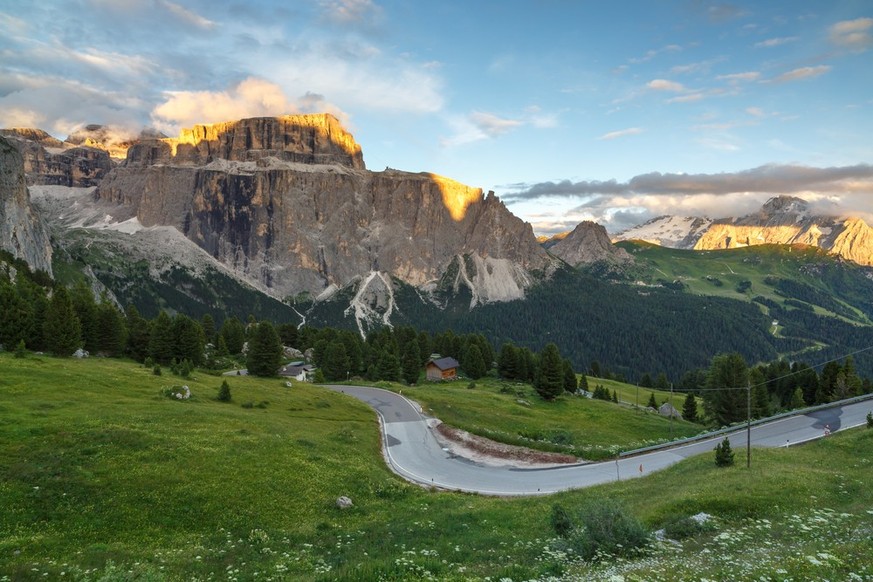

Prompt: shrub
[867,411,873,429]
[217,380,231,402]
[564,499,649,560]
[153,365,162,376]
[663,515,714,540]
[550,504,575,537]
[715,437,735,467]
[13,339,26,359]
[161,385,191,400]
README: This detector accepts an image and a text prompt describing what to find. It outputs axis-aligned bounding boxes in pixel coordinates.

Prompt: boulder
[336,496,353,509]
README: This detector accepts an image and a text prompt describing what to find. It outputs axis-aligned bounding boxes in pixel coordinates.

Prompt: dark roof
[428,357,459,370]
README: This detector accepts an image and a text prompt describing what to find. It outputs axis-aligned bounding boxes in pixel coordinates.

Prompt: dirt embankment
[433,422,581,468]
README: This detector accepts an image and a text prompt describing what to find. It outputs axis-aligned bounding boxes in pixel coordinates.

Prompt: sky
[1,0,872,235]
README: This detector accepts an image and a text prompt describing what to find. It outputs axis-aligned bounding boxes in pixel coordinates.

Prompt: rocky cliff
[0,136,53,275]
[0,128,112,187]
[90,114,551,307]
[691,196,873,266]
[548,221,632,266]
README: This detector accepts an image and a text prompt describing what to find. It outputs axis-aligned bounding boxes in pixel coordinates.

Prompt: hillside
[1,354,870,580]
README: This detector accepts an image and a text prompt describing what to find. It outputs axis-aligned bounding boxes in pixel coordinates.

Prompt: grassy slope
[617,241,871,323]
[1,354,871,581]
[396,378,702,459]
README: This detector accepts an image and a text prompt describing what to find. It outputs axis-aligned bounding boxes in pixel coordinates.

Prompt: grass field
[1,353,871,581]
[392,377,702,459]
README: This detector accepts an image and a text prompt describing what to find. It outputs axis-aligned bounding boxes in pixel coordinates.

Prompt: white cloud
[157,0,216,29]
[745,106,765,117]
[771,65,831,83]
[469,111,522,138]
[829,17,873,50]
[754,36,798,48]
[668,92,705,104]
[598,127,643,140]
[319,0,381,25]
[717,71,761,83]
[647,79,686,92]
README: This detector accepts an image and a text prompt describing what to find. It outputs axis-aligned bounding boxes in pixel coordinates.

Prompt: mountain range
[3,114,873,378]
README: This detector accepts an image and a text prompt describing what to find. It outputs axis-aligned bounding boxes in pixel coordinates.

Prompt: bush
[715,437,735,467]
[217,380,231,402]
[867,411,872,429]
[13,339,26,359]
[574,499,649,560]
[663,515,714,540]
[550,504,575,537]
[153,365,162,376]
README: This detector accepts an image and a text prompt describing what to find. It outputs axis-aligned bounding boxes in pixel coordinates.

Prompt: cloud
[469,111,522,137]
[598,127,643,140]
[150,77,350,132]
[754,36,798,48]
[647,79,686,92]
[629,44,682,64]
[502,164,873,201]
[829,17,873,50]
[504,164,873,234]
[770,65,831,83]
[745,106,765,117]
[717,71,761,83]
[319,0,382,25]
[157,0,216,29]
[668,92,705,104]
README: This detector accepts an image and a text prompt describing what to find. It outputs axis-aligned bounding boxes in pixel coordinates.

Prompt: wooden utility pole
[746,382,751,468]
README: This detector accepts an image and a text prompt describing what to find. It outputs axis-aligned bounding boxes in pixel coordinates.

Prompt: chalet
[279,363,315,381]
[425,356,459,381]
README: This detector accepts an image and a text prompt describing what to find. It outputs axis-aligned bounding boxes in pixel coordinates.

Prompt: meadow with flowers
[1,352,871,581]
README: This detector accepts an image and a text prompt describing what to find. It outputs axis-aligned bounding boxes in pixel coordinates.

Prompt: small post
[670,383,674,439]
[615,457,620,481]
[746,382,751,469]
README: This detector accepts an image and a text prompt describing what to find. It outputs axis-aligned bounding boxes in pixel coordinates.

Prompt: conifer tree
[246,321,283,377]
[462,343,487,379]
[96,298,126,357]
[704,352,749,426]
[789,387,805,410]
[401,340,421,384]
[376,348,401,382]
[714,437,735,467]
[647,392,658,409]
[200,314,216,345]
[562,359,578,393]
[43,286,82,357]
[217,380,231,402]
[535,343,564,401]
[682,392,698,423]
[70,281,99,353]
[173,314,205,366]
[322,340,349,382]
[498,343,518,380]
[220,316,246,355]
[124,304,150,362]
[148,310,175,364]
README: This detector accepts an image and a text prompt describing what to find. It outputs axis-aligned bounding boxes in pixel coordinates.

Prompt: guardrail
[618,391,873,458]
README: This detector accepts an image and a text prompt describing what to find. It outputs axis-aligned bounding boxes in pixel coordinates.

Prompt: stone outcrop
[92,114,551,303]
[66,124,166,160]
[0,129,112,187]
[0,136,53,275]
[692,196,873,266]
[125,114,365,169]
[547,221,632,266]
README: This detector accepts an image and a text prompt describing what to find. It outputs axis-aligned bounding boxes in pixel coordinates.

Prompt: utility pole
[746,382,751,468]
[669,383,674,439]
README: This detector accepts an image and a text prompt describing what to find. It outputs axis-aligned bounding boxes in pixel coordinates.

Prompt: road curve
[324,385,873,496]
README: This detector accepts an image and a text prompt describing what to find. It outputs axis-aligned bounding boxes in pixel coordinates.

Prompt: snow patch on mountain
[614,215,713,248]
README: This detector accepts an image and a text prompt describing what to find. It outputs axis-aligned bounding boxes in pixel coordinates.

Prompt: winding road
[326,385,873,496]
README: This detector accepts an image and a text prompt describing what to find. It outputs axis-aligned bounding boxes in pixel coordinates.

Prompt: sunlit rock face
[94,114,550,301]
[548,221,631,267]
[692,196,873,266]
[0,136,52,275]
[0,129,112,187]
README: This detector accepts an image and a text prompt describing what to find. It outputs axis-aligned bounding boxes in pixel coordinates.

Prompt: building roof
[428,356,459,371]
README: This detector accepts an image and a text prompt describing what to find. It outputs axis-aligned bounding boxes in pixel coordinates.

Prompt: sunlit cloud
[668,92,705,104]
[829,17,873,50]
[745,106,765,117]
[754,36,798,48]
[157,0,216,29]
[647,79,686,92]
[717,71,761,83]
[319,0,382,25]
[770,65,831,83]
[598,127,643,140]
[470,111,522,137]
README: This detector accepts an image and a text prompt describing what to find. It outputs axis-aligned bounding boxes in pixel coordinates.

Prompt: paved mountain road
[325,385,873,496]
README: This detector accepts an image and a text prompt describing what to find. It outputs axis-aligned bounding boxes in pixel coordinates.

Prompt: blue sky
[1,0,871,234]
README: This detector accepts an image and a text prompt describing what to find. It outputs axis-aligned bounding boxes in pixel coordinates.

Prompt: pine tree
[535,343,564,401]
[200,314,216,345]
[704,352,749,426]
[714,437,735,467]
[789,387,805,409]
[639,373,653,388]
[578,374,589,393]
[217,380,231,402]
[682,392,698,423]
[612,389,618,403]
[401,340,421,385]
[173,314,205,366]
[375,348,401,382]
[43,286,82,356]
[462,343,487,379]
[148,311,175,364]
[220,316,246,355]
[562,359,578,393]
[70,281,99,353]
[277,322,299,348]
[752,383,771,419]
[322,340,350,382]
[498,343,518,380]
[125,304,151,362]
[246,321,283,377]
[647,392,657,409]
[96,299,125,357]
[14,338,26,358]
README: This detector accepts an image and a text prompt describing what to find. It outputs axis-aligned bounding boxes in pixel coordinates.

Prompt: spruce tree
[70,281,99,353]
[714,437,735,467]
[375,349,401,382]
[322,340,350,382]
[498,343,518,380]
[535,343,564,401]
[562,359,578,393]
[246,321,283,377]
[647,392,658,409]
[200,314,216,345]
[401,340,421,385]
[148,311,175,364]
[682,392,698,423]
[96,299,125,357]
[217,380,231,402]
[220,316,246,355]
[789,387,805,409]
[704,352,749,426]
[43,286,82,357]
[124,304,150,362]
[462,343,486,380]
[173,314,205,366]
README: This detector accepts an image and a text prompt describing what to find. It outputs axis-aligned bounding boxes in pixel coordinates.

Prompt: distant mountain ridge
[613,196,873,267]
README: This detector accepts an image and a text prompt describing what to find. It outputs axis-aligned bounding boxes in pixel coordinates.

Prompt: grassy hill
[1,354,871,581]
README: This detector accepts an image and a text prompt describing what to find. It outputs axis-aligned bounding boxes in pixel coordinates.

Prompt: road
[325,385,873,496]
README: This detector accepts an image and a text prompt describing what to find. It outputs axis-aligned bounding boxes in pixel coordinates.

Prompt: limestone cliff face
[0,129,112,187]
[95,115,550,302]
[549,221,631,266]
[125,114,365,170]
[0,136,52,275]
[692,196,873,266]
